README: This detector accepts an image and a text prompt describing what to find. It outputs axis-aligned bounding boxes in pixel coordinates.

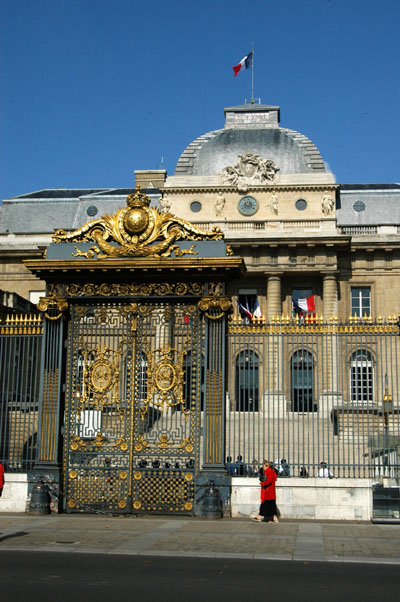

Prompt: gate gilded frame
[25,188,244,514]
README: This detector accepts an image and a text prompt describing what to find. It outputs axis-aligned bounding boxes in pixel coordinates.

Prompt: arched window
[235,350,259,411]
[350,350,373,403]
[291,350,315,412]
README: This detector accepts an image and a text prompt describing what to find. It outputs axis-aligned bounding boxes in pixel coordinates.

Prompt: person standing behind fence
[317,461,333,478]
[252,461,279,523]
[0,462,4,497]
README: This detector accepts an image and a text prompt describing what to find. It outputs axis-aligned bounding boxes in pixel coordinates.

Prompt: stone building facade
[1,103,399,519]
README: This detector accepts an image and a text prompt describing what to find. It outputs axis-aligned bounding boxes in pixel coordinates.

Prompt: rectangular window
[350,287,371,317]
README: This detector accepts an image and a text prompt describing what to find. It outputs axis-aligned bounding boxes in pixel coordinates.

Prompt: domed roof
[175,104,327,176]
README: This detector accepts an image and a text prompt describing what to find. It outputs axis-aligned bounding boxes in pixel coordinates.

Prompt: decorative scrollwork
[140,345,188,418]
[73,341,126,415]
[114,437,129,452]
[198,296,232,320]
[64,281,205,298]
[37,296,68,321]
[53,188,223,258]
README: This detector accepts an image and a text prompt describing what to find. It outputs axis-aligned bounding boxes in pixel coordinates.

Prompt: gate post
[199,287,232,469]
[33,294,67,510]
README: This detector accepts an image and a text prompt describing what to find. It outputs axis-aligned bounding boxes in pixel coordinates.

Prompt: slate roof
[336,186,400,225]
[175,105,326,176]
[0,189,161,233]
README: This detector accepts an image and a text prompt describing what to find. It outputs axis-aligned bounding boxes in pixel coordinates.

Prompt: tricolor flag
[292,295,316,315]
[233,51,253,76]
[238,295,263,321]
[253,298,262,319]
[238,298,253,320]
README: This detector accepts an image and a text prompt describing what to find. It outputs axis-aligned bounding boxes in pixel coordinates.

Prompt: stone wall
[231,477,372,521]
[0,473,28,512]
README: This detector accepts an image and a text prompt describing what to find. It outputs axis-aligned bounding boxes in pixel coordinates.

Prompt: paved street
[1,514,400,564]
[1,551,399,602]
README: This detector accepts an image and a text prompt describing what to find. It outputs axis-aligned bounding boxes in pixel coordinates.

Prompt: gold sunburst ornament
[53,187,223,258]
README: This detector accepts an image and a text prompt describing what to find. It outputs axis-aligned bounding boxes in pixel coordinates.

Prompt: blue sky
[1,0,399,200]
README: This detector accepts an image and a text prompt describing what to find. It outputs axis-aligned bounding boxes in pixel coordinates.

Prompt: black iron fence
[226,315,400,479]
[0,314,43,471]
[1,312,400,482]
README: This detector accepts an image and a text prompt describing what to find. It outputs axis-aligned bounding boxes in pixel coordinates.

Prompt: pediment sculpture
[53,188,223,258]
[221,151,279,192]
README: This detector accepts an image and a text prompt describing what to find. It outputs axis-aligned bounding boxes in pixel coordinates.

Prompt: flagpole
[251,43,254,104]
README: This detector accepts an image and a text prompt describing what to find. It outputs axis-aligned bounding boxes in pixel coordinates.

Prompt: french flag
[238,300,253,320]
[253,298,262,319]
[292,295,316,315]
[233,51,253,76]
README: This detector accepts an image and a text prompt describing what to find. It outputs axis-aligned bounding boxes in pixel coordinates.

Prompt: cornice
[163,184,340,195]
[24,256,246,277]
[229,236,350,247]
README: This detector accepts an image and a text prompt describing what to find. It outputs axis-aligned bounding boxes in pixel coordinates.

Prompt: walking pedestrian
[252,460,279,523]
[0,462,4,497]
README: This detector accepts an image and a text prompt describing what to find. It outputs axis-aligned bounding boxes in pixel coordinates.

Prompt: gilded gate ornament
[140,345,188,418]
[74,341,126,414]
[37,296,68,320]
[52,187,223,258]
[198,296,232,320]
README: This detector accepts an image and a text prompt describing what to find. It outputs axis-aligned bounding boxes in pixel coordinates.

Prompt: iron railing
[226,315,400,479]
[2,311,400,482]
[0,314,43,471]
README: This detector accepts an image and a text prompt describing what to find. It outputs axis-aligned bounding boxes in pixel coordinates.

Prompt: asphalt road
[0,551,398,602]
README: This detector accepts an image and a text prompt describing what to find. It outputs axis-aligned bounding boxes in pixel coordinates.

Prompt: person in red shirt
[0,463,4,497]
[252,460,279,523]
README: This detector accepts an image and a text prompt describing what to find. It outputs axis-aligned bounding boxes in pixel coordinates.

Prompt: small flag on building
[238,298,253,320]
[252,298,262,319]
[232,51,253,76]
[238,296,263,321]
[292,295,316,315]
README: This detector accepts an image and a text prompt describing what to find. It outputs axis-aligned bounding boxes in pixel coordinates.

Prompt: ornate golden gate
[25,188,243,515]
[64,298,202,514]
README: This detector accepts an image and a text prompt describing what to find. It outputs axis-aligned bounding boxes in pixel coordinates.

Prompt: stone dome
[175,104,327,177]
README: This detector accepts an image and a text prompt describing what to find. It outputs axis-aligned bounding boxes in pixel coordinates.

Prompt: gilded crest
[53,188,223,258]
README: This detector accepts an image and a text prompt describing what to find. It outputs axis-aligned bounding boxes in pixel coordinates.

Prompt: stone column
[265,274,285,415]
[266,274,282,319]
[322,273,338,318]
[321,273,339,400]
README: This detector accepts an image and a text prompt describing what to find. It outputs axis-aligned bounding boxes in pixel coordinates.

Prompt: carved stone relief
[221,152,279,192]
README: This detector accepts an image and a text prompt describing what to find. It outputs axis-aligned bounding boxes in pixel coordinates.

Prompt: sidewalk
[1,514,400,564]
